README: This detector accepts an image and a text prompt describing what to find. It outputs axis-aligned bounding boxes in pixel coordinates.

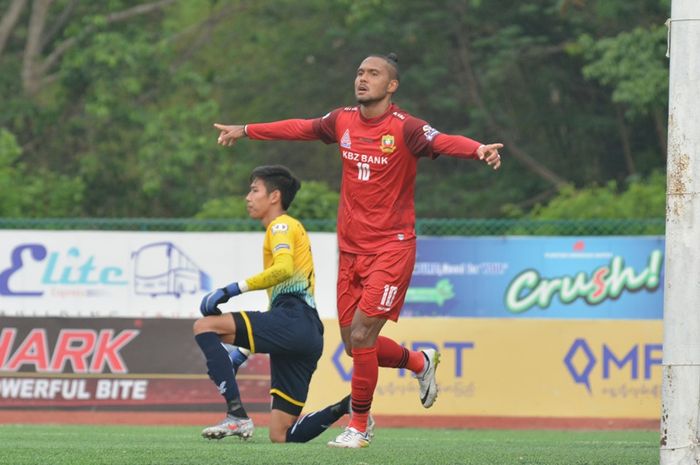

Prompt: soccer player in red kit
[213,53,503,448]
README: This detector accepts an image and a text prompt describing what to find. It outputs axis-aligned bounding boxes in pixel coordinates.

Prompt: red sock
[376,336,425,373]
[376,336,405,368]
[406,349,426,374]
[349,346,377,432]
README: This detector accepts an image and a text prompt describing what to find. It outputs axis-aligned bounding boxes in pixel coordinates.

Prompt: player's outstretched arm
[476,143,504,170]
[431,132,503,170]
[214,118,322,147]
[214,123,246,147]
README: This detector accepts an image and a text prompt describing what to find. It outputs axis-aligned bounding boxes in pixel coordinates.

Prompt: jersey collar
[358,103,398,125]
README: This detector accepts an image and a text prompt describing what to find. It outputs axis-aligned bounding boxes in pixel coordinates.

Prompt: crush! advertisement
[406,236,664,319]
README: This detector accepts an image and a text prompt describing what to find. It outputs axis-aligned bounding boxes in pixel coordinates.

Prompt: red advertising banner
[0,318,271,411]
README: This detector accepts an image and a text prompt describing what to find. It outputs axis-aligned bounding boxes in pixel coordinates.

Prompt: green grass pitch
[0,424,658,465]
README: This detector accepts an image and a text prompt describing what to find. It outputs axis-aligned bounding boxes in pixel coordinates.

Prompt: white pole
[661,1,700,464]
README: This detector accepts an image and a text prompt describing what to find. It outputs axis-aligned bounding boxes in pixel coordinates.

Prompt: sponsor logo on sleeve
[422,124,440,142]
[273,243,291,252]
[271,223,289,235]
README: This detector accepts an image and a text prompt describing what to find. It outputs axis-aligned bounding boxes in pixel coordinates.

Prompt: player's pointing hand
[214,123,247,146]
[476,143,504,170]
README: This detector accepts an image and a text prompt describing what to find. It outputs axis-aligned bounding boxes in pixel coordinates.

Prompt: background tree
[0,0,671,220]
[0,128,83,216]
[526,171,666,220]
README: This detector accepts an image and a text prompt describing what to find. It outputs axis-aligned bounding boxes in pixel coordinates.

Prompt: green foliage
[53,8,235,217]
[195,180,338,222]
[19,173,85,218]
[0,128,84,217]
[529,171,666,219]
[195,196,248,220]
[289,181,339,220]
[579,25,668,118]
[0,0,671,220]
[0,129,23,216]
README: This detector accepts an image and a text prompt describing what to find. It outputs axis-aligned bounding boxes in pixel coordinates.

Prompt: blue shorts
[232,294,324,416]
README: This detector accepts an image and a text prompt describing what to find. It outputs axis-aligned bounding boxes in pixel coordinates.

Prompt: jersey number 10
[381,285,398,308]
[357,162,371,181]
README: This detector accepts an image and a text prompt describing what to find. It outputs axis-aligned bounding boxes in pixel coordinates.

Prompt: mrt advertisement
[305,318,663,419]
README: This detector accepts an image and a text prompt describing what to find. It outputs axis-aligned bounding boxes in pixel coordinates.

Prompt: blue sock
[195,332,247,418]
[285,395,350,443]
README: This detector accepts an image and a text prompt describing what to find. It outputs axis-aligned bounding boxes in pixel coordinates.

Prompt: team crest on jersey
[380,134,396,154]
[340,129,352,149]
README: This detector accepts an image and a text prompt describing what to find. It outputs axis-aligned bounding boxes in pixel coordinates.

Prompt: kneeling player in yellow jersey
[193,165,360,443]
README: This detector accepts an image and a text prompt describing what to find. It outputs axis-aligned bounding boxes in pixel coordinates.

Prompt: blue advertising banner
[404,236,664,319]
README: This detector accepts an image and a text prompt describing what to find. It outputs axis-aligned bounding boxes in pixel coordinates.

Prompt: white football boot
[327,426,371,448]
[201,415,254,440]
[417,348,441,408]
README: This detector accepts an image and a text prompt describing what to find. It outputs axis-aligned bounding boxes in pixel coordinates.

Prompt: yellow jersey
[244,214,316,309]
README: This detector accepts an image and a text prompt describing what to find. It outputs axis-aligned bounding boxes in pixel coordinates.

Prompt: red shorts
[336,246,416,327]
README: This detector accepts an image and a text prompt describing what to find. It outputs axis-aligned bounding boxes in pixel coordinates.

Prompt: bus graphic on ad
[132,242,211,298]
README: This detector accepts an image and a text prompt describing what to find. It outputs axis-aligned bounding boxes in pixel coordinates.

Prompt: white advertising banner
[0,230,339,319]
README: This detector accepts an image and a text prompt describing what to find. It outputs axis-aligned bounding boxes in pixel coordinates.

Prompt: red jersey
[246,103,482,254]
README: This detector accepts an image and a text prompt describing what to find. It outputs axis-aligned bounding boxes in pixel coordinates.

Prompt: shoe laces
[339,427,364,441]
[225,416,250,426]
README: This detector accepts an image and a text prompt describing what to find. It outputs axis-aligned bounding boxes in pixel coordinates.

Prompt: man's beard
[356,93,383,105]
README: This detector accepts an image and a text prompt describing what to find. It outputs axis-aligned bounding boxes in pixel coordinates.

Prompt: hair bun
[387,52,398,64]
